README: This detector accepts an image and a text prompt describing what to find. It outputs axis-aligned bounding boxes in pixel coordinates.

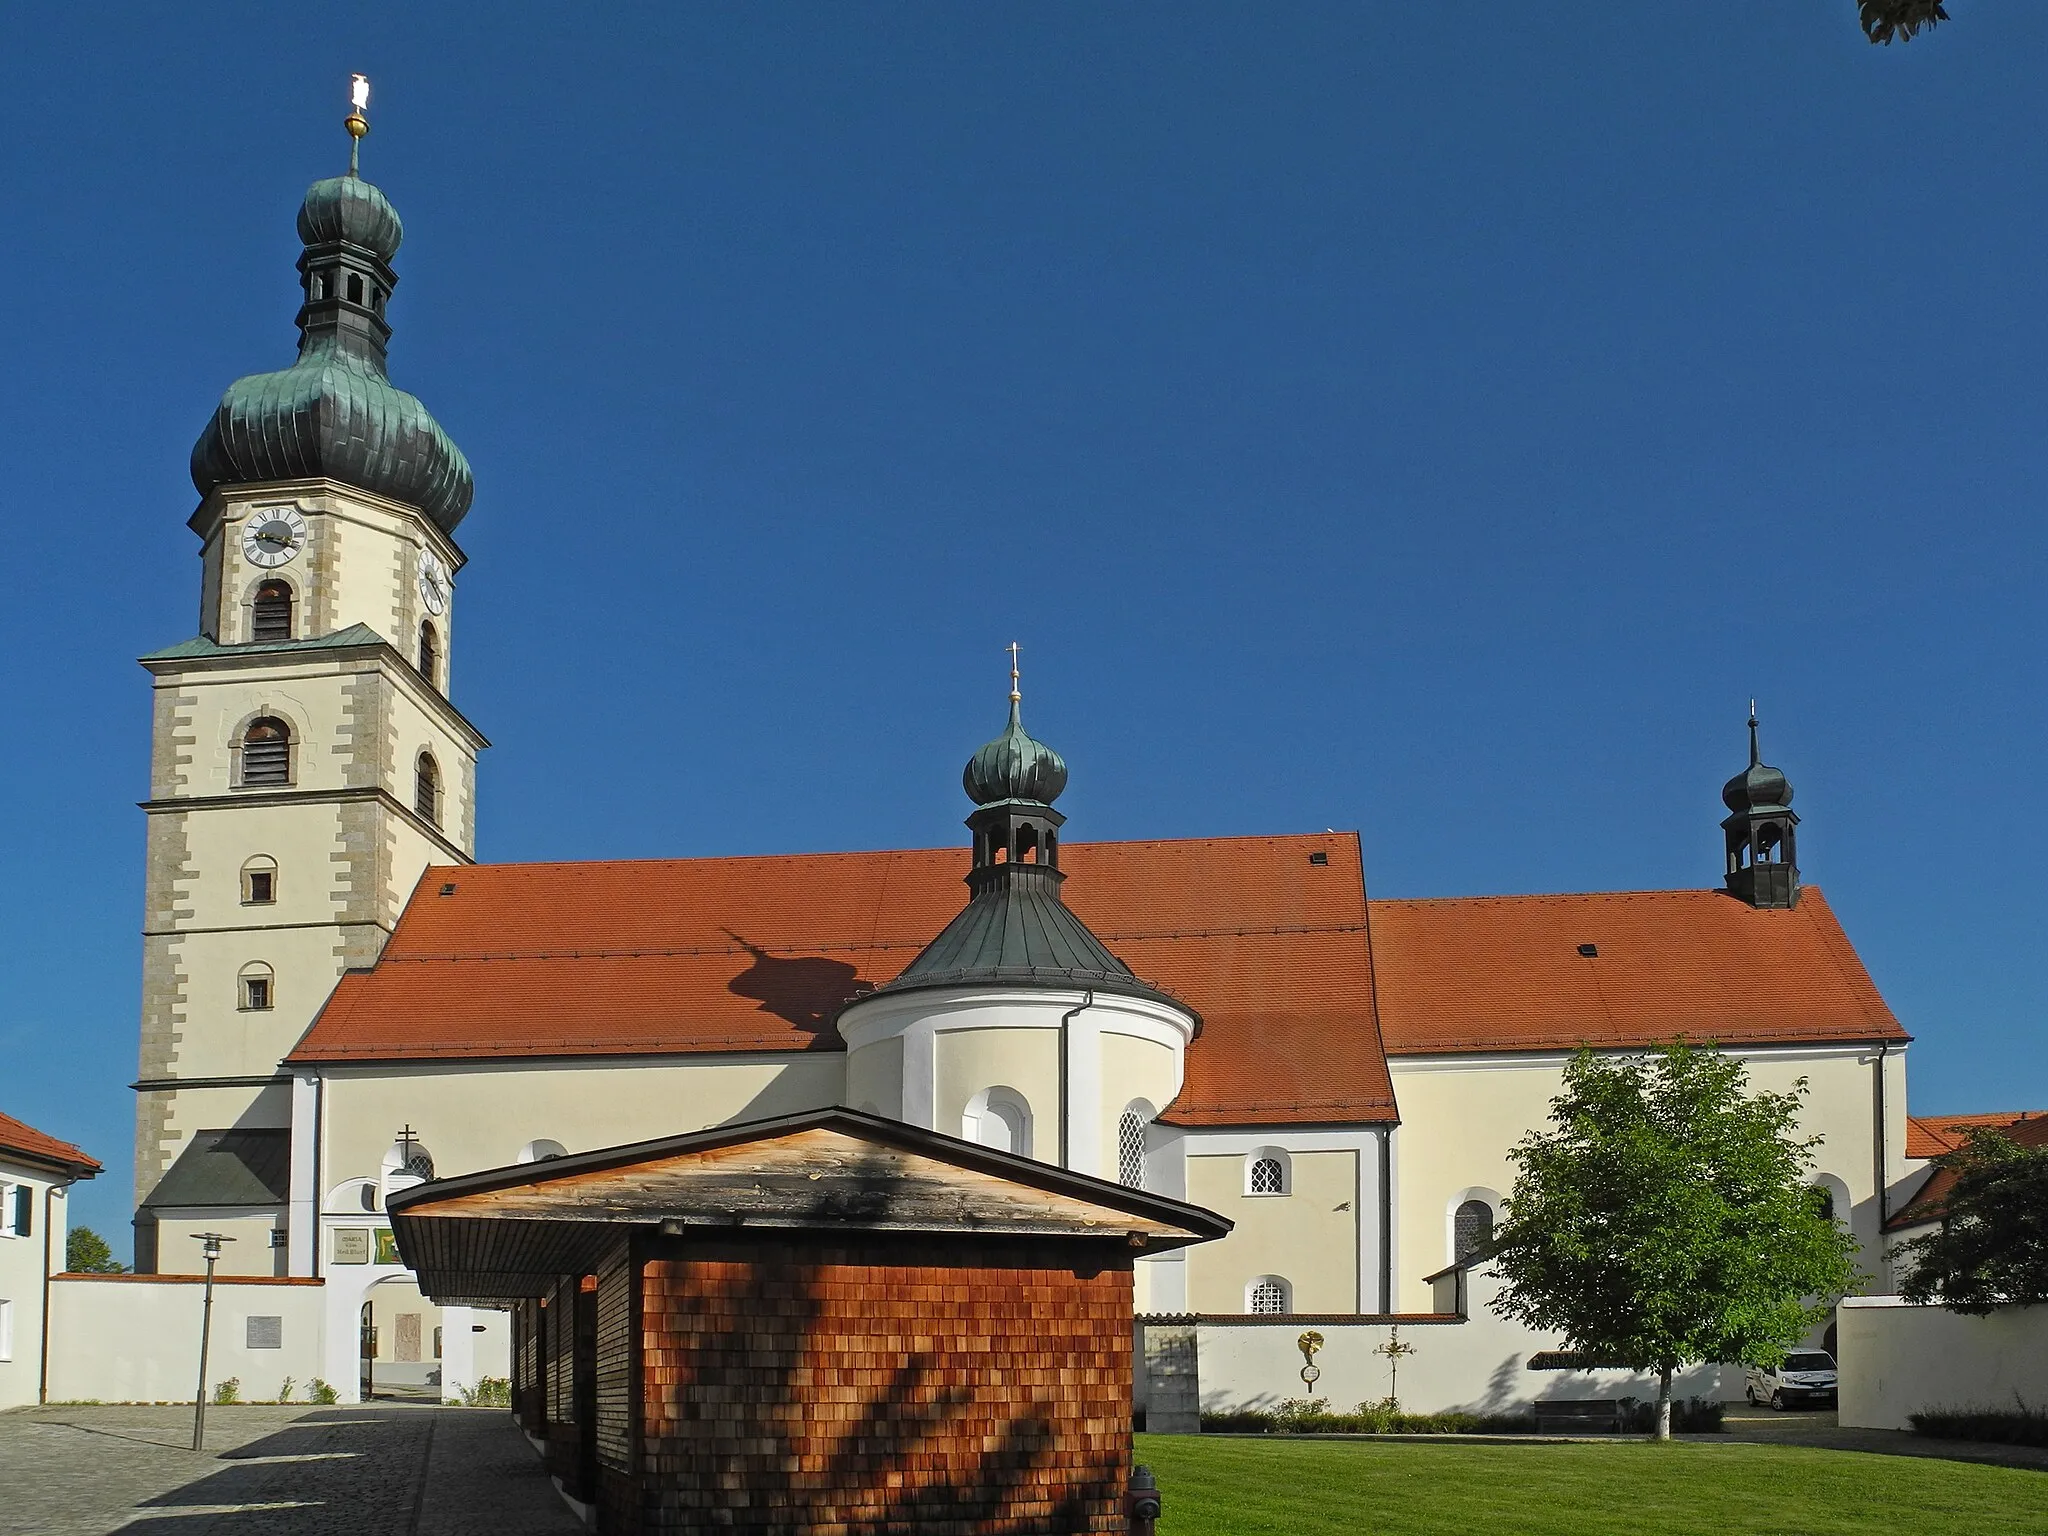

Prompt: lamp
[189,1231,236,1451]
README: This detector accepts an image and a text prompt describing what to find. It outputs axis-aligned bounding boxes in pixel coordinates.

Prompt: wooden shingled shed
[389,1107,1229,1534]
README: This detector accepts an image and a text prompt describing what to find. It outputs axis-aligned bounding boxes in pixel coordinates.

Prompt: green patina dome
[189,170,473,531]
[963,699,1068,806]
[296,174,403,260]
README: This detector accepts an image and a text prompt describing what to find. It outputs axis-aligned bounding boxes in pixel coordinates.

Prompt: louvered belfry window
[415,753,441,825]
[251,580,293,642]
[241,718,291,786]
[1118,1110,1147,1189]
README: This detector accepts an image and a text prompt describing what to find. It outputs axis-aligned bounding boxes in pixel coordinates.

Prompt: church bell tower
[133,87,486,1270]
[1721,707,1799,910]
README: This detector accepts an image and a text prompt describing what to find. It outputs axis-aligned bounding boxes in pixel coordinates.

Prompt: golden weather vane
[345,74,371,174]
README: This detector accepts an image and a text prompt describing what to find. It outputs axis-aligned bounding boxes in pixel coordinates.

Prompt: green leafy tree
[1898,1130,2048,1313]
[1490,1043,1862,1440]
[65,1226,128,1274]
[1858,0,1949,45]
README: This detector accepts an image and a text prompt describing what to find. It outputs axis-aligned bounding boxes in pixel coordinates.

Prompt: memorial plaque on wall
[331,1227,371,1265]
[246,1315,283,1349]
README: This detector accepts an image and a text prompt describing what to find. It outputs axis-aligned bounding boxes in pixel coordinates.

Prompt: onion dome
[1723,709,1794,811]
[296,174,403,261]
[190,170,473,532]
[964,697,1068,806]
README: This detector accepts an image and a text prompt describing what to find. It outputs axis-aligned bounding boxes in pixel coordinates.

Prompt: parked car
[1746,1351,1838,1410]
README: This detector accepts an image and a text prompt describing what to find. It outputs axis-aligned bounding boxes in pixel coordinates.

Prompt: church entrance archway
[359,1273,445,1401]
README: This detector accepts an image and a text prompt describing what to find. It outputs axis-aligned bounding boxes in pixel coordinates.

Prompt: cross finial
[1007,642,1021,704]
[1747,700,1760,765]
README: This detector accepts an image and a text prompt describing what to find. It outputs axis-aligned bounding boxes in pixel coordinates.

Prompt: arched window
[963,1088,1032,1157]
[517,1140,568,1164]
[251,579,294,642]
[415,753,441,825]
[346,273,364,304]
[1454,1199,1495,1261]
[241,855,278,906]
[382,1133,436,1184]
[1245,1147,1292,1197]
[418,621,440,688]
[240,717,292,787]
[1247,1276,1291,1315]
[238,961,275,1012]
[1118,1105,1150,1189]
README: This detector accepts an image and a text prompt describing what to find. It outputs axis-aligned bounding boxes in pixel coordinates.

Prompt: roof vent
[1308,851,1329,866]
[1576,943,1599,958]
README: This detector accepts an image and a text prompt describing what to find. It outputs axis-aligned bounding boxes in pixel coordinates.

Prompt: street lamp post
[190,1232,235,1451]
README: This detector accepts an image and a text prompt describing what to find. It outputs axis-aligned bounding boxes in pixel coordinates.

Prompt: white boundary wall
[47,1276,328,1404]
[1839,1295,2048,1431]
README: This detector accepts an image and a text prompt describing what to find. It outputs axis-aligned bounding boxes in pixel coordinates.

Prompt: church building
[131,137,1914,1409]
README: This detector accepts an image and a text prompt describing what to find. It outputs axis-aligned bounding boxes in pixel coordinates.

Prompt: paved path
[0,1404,583,1536]
[1716,1402,2048,1472]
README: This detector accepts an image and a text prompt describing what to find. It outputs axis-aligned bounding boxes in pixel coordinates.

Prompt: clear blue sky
[6,6,2043,1240]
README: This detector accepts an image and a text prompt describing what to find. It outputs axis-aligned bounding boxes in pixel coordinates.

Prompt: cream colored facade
[137,476,484,1271]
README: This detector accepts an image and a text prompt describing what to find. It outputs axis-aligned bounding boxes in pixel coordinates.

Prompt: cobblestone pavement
[0,1404,583,1535]
[1716,1402,2048,1471]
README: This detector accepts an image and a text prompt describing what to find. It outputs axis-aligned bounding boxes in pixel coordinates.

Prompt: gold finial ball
[345,112,370,139]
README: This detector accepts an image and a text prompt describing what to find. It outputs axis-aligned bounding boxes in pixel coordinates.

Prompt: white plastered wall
[0,1167,71,1408]
[1838,1296,2048,1431]
[45,1276,327,1405]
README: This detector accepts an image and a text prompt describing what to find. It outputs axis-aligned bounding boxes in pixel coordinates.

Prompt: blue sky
[5,6,2043,1240]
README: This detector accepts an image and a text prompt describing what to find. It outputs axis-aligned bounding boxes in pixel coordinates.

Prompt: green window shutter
[12,1185,29,1237]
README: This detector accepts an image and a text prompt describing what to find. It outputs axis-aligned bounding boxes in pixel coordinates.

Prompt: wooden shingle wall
[626,1235,1133,1534]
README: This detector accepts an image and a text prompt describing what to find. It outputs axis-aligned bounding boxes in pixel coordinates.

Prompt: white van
[1746,1350,1838,1410]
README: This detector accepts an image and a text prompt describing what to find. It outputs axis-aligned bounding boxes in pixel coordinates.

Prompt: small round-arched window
[1247,1276,1290,1315]
[241,717,292,787]
[415,753,441,825]
[964,1088,1032,1157]
[240,854,278,906]
[1245,1147,1292,1196]
[238,961,275,1012]
[1454,1199,1495,1262]
[251,579,294,642]
[418,621,440,688]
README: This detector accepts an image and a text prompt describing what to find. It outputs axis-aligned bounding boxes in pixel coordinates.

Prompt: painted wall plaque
[331,1227,370,1265]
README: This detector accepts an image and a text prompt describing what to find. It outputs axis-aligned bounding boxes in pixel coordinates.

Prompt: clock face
[417,550,449,615]
[241,507,307,569]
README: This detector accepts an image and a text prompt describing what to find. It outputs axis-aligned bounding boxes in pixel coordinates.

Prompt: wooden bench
[1532,1399,1621,1434]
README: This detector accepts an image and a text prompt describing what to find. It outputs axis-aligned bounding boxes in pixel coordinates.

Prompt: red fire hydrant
[1128,1464,1163,1535]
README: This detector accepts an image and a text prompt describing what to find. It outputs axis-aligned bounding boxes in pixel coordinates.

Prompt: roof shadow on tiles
[723,930,872,1037]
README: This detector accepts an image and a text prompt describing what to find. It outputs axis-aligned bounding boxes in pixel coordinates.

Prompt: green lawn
[1133,1434,2048,1536]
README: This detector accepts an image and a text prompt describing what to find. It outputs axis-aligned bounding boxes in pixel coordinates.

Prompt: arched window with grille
[1454,1198,1495,1262]
[415,752,441,825]
[1245,1146,1292,1196]
[1246,1275,1290,1315]
[240,718,292,787]
[1117,1105,1150,1189]
[251,579,294,642]
[418,621,440,688]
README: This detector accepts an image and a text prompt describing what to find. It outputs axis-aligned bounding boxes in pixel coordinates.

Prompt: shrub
[277,1376,296,1403]
[455,1376,512,1408]
[211,1377,241,1405]
[1910,1405,2048,1448]
[308,1378,340,1405]
[1197,1394,1725,1436]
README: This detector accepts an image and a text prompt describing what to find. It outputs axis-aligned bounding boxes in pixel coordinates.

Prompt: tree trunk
[1655,1365,1673,1442]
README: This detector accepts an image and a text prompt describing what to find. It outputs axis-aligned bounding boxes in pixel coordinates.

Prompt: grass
[1133,1434,2048,1536]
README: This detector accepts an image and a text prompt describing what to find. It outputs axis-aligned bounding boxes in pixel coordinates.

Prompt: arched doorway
[360,1273,446,1401]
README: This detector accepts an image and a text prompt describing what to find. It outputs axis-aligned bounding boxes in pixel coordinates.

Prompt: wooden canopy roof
[388,1108,1232,1305]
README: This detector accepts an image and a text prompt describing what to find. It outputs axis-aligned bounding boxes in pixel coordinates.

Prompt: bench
[1532,1399,1621,1434]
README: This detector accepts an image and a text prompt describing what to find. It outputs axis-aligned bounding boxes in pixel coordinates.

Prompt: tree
[1489,1043,1862,1440]
[1898,1129,2048,1313]
[65,1226,128,1274]
[1859,0,1950,45]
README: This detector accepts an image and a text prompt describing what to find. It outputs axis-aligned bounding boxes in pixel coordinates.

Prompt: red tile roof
[1906,1111,2045,1161]
[1889,1113,2048,1231]
[1367,887,1905,1055]
[288,834,1399,1126]
[288,838,1904,1127]
[0,1110,101,1177]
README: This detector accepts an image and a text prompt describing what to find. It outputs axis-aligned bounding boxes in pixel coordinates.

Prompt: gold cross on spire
[1007,641,1021,703]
